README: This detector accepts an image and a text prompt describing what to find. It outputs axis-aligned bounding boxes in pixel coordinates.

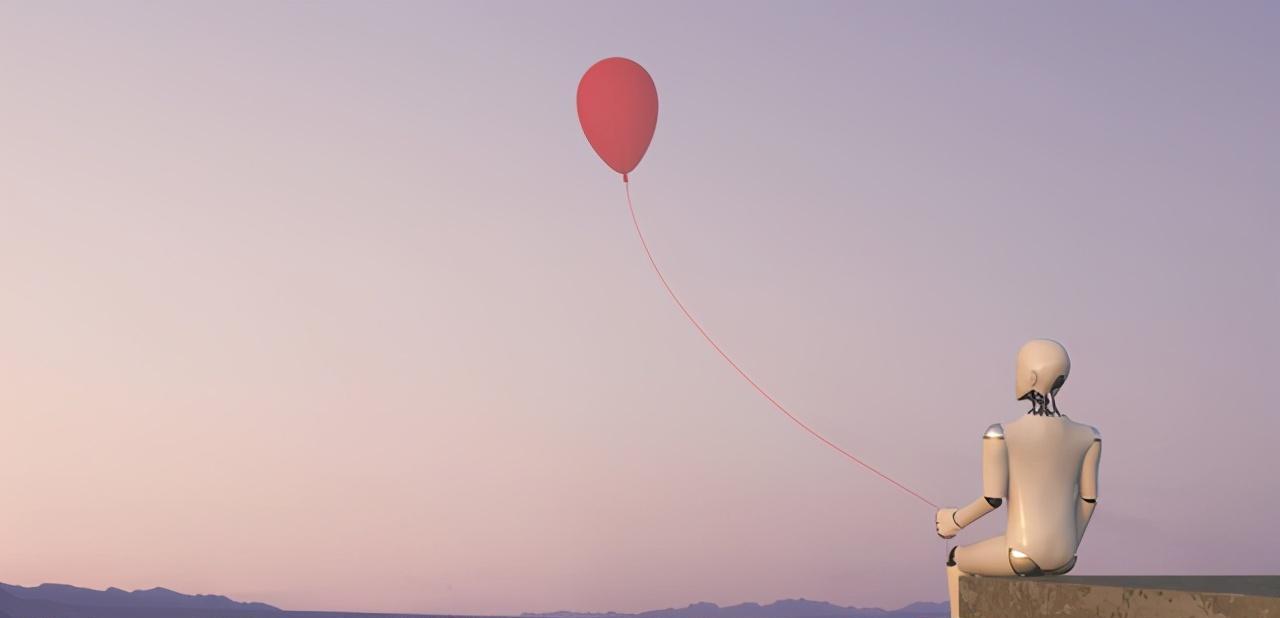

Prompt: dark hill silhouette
[0,583,503,618]
[524,599,949,618]
[0,583,946,618]
[0,583,278,612]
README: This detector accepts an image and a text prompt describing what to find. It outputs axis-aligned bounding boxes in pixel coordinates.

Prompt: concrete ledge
[959,575,1280,617]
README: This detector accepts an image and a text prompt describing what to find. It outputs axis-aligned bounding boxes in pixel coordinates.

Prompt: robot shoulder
[1090,425,1101,441]
[983,423,1005,439]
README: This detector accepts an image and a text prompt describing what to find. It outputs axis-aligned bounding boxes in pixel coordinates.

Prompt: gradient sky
[1,1,1277,615]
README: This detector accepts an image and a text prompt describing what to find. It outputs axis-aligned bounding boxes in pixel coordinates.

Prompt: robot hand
[936,507,961,539]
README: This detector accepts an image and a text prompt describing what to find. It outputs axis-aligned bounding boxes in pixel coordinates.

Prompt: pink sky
[1,1,1277,615]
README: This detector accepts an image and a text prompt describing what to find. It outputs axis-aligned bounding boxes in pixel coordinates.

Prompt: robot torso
[999,415,1099,571]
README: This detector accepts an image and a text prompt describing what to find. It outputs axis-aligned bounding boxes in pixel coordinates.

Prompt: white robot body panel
[1077,438,1102,542]
[1001,414,1099,571]
[1080,435,1102,500]
[981,425,1008,499]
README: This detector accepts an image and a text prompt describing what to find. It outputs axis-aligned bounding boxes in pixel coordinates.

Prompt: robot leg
[953,535,1016,576]
[945,536,1015,618]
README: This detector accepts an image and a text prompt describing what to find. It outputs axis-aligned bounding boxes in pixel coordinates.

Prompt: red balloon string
[623,181,939,510]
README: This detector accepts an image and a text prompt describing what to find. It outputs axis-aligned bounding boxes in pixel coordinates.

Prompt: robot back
[1002,415,1097,571]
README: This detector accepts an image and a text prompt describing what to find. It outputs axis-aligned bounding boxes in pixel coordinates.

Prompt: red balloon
[577,57,659,181]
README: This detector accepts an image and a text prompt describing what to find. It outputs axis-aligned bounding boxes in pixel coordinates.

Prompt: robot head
[1015,339,1070,406]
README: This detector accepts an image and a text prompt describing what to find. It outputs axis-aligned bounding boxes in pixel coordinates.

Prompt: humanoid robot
[934,339,1101,618]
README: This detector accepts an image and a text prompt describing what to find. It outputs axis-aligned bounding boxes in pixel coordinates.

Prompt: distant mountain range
[522,599,949,618]
[0,583,280,612]
[0,583,473,618]
[0,582,947,618]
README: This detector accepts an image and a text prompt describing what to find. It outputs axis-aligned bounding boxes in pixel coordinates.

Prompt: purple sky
[1,1,1277,615]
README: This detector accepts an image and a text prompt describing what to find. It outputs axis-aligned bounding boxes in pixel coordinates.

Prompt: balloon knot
[622,173,629,183]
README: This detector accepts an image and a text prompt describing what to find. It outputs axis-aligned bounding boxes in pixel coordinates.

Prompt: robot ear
[1029,370,1039,388]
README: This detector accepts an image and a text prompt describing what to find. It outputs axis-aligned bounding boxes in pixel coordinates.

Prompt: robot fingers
[936,507,961,539]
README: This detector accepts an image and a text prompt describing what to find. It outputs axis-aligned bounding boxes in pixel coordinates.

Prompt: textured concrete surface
[959,575,1280,617]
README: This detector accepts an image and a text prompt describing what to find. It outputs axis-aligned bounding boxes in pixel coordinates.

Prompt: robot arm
[937,424,1008,538]
[959,424,1009,525]
[1076,429,1102,543]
